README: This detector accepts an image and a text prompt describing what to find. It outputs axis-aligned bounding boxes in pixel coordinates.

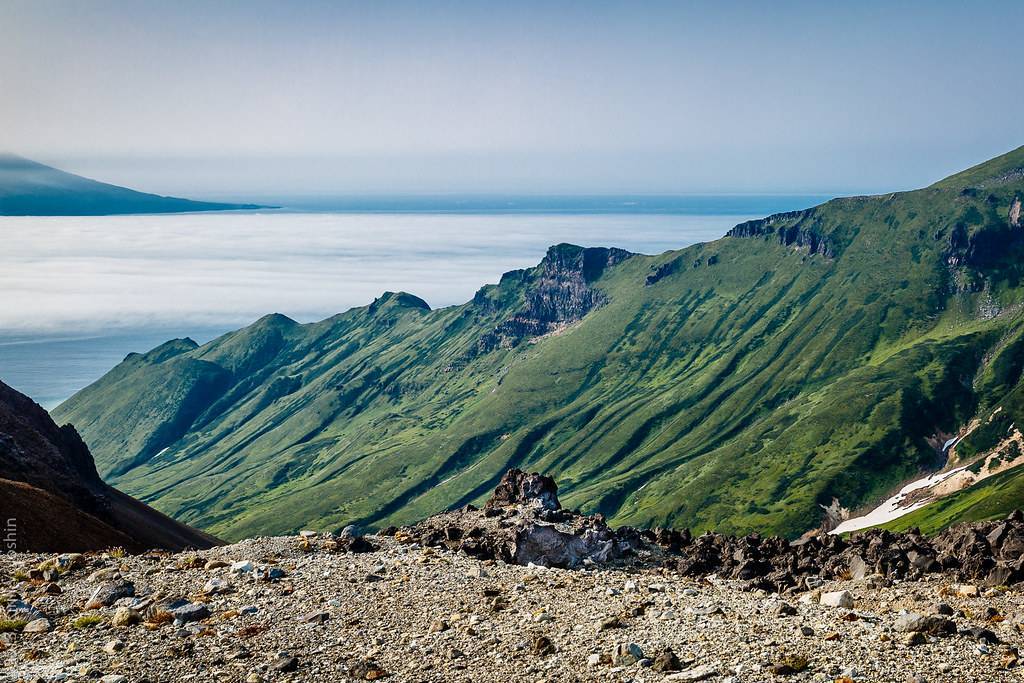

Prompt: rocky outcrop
[1010,195,1022,228]
[474,245,632,354]
[396,468,642,568]
[726,208,835,258]
[485,469,560,510]
[0,380,219,552]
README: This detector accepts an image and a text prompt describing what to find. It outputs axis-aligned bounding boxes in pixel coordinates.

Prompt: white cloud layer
[0,212,743,332]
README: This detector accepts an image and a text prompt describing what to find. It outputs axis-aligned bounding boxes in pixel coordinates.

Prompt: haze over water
[0,195,827,407]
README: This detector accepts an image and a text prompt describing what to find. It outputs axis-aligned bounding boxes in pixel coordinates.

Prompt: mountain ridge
[53,146,1024,540]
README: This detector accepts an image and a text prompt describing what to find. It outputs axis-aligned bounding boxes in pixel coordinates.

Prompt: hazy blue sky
[1,0,1022,196]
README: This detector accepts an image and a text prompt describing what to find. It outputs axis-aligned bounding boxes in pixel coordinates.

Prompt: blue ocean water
[0,194,832,409]
[0,327,232,410]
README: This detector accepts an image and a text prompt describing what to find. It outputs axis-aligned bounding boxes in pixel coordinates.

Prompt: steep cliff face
[0,381,219,552]
[726,208,836,258]
[474,244,632,354]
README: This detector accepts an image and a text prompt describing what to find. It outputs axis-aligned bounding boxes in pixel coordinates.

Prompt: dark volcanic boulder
[486,469,560,511]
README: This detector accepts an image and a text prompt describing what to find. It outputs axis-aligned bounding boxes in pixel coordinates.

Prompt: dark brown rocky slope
[0,380,219,552]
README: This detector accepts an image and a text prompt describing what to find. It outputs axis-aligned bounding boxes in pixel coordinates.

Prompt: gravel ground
[2,535,1023,682]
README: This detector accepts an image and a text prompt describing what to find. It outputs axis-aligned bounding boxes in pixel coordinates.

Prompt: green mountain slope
[0,154,262,215]
[53,147,1024,541]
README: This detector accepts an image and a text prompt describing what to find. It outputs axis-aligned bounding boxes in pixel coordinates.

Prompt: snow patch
[829,465,970,535]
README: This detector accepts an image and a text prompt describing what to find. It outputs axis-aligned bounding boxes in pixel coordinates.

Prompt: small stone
[100,676,127,683]
[230,561,254,573]
[894,613,954,635]
[651,647,682,672]
[85,581,135,609]
[903,632,926,647]
[849,554,869,580]
[800,625,815,636]
[955,584,979,597]
[110,607,141,627]
[612,642,643,666]
[771,654,809,675]
[934,602,954,616]
[820,590,854,608]
[87,568,121,583]
[203,577,230,595]
[204,559,229,570]
[347,657,389,679]
[587,653,603,667]
[599,615,623,630]
[299,611,330,624]
[22,618,52,633]
[3,599,46,622]
[271,655,299,672]
[429,620,448,632]
[533,635,556,656]
[960,626,1000,643]
[102,639,125,655]
[169,602,210,623]
[774,601,797,617]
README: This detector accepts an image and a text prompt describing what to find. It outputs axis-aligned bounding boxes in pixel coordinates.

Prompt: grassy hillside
[54,146,1024,540]
[0,154,261,215]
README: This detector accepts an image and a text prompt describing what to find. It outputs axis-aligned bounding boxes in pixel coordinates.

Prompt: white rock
[820,590,854,608]
[231,561,254,573]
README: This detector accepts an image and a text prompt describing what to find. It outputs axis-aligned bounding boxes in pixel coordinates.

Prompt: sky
[1,0,1023,197]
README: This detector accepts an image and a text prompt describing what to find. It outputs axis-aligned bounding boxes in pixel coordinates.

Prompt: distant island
[0,154,265,215]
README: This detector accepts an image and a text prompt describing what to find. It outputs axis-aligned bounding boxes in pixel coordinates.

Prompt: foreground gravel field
[2,534,1023,683]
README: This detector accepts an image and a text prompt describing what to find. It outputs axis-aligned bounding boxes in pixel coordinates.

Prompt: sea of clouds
[0,211,747,332]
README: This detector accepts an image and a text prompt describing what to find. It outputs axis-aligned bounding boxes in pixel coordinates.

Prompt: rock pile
[394,469,645,568]
[662,511,1024,592]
